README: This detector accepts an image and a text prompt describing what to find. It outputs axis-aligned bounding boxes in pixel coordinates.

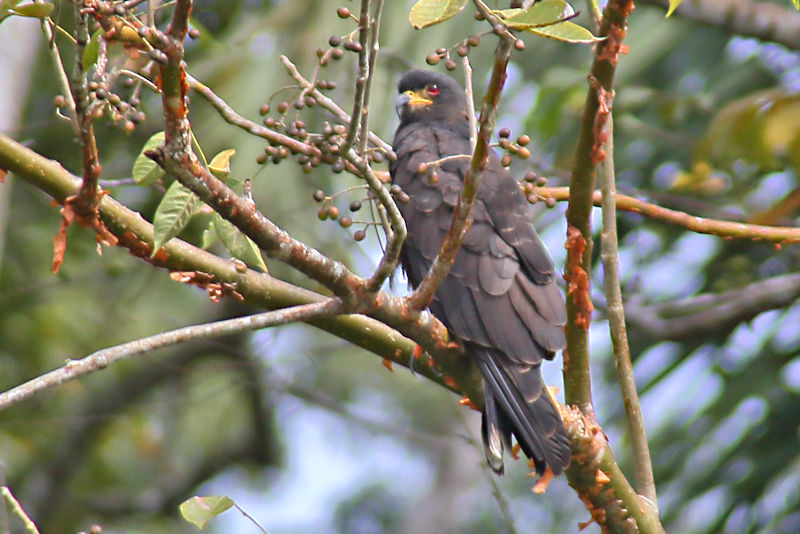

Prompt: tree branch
[0,301,340,411]
[0,131,466,405]
[534,186,800,244]
[599,117,657,508]
[277,56,394,156]
[0,486,39,534]
[561,0,666,531]
[638,0,800,50]
[279,55,406,293]
[625,272,800,341]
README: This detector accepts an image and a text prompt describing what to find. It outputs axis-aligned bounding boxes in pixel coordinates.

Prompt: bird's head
[395,69,467,126]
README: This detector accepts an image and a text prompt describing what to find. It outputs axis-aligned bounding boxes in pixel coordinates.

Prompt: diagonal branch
[637,0,800,50]
[0,300,341,411]
[0,131,469,407]
[625,272,800,341]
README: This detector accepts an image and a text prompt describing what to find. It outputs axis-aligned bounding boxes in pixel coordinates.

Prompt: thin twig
[599,116,657,507]
[35,3,80,137]
[342,0,372,153]
[1,487,40,534]
[278,56,394,156]
[534,186,800,244]
[356,0,384,155]
[71,4,102,205]
[187,74,323,157]
[0,300,341,411]
[462,56,477,152]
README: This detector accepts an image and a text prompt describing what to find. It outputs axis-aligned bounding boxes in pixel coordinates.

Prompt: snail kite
[390,69,570,475]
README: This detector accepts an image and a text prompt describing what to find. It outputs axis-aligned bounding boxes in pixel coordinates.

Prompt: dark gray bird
[390,69,570,475]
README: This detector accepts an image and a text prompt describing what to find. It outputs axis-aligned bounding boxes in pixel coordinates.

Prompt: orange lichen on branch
[51,193,118,274]
[529,467,554,494]
[563,225,593,329]
[590,83,612,165]
[595,468,611,485]
[458,396,479,411]
[382,358,394,372]
[168,270,244,302]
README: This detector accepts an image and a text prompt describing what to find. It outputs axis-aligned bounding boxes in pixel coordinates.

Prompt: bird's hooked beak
[395,89,433,117]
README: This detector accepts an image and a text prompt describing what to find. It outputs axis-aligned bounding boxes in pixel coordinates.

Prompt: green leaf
[208,149,236,181]
[793,0,799,9]
[522,20,602,44]
[152,180,200,256]
[408,0,468,29]
[132,132,166,185]
[82,28,103,72]
[9,1,53,18]
[211,213,267,272]
[665,0,683,17]
[494,0,575,29]
[179,495,234,530]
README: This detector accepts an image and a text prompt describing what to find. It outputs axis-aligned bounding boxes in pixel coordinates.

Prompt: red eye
[427,84,439,96]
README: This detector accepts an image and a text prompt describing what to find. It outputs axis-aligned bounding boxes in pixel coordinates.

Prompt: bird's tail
[472,348,571,475]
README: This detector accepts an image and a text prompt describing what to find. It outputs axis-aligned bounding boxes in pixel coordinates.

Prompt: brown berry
[339,217,352,228]
[329,35,342,47]
[501,154,512,167]
[328,206,339,220]
[426,53,440,65]
[353,229,366,241]
[514,39,525,51]
[336,7,350,18]
[517,147,530,159]
[349,200,362,212]
[259,104,270,116]
[277,102,289,114]
[499,127,510,138]
[445,59,457,71]
[331,48,344,60]
[517,134,530,146]
[312,189,326,202]
[317,207,329,220]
